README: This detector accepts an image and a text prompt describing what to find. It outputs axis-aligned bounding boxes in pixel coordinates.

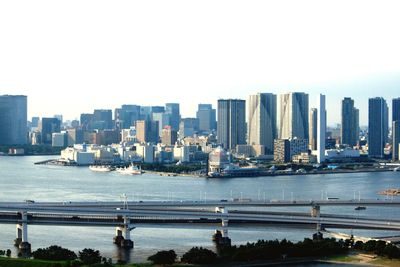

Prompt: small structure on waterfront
[208,147,230,176]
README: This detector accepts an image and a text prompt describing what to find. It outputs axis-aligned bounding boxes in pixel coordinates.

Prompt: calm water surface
[0,156,399,263]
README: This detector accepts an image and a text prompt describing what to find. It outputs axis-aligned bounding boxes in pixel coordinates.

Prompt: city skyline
[1,1,400,125]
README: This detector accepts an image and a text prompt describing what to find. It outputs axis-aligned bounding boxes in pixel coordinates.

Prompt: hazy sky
[1,0,399,125]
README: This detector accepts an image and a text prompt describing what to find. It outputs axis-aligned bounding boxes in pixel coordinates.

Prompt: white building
[60,147,95,165]
[317,94,326,163]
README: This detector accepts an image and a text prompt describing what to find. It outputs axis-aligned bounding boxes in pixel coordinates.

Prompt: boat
[355,206,367,211]
[116,164,142,175]
[89,165,114,172]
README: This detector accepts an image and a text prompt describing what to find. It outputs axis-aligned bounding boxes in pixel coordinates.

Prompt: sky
[1,0,399,126]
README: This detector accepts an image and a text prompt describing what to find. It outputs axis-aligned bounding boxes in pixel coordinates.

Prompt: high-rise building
[368,97,388,158]
[0,95,27,145]
[40,118,61,145]
[161,126,177,146]
[80,113,93,131]
[196,104,216,133]
[278,92,309,140]
[115,105,140,129]
[93,109,113,130]
[179,118,199,139]
[67,128,84,146]
[247,93,277,155]
[393,98,400,122]
[31,117,40,128]
[152,112,170,137]
[165,103,180,131]
[393,121,400,161]
[341,97,359,146]
[217,99,246,150]
[135,120,158,143]
[317,94,326,163]
[309,108,318,151]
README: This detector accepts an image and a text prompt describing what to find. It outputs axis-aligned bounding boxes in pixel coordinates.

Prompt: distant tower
[165,103,180,131]
[393,98,400,122]
[196,104,216,133]
[217,99,246,150]
[317,94,326,163]
[341,97,359,146]
[309,108,318,151]
[393,121,400,161]
[0,95,28,145]
[247,93,277,155]
[279,92,309,140]
[368,97,388,158]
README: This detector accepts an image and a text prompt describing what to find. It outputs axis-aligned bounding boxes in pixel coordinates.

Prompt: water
[0,156,399,263]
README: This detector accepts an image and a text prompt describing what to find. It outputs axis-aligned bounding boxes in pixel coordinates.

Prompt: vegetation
[354,240,400,259]
[147,250,176,265]
[32,245,77,261]
[0,145,63,155]
[181,247,218,264]
[141,163,203,174]
[78,248,102,265]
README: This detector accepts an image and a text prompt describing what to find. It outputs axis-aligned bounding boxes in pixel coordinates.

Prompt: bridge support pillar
[15,212,31,252]
[213,207,231,246]
[311,205,323,240]
[113,216,134,249]
[311,205,320,217]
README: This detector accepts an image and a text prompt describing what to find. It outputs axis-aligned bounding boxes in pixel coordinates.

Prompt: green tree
[78,248,102,265]
[182,247,217,264]
[148,250,177,265]
[32,245,77,261]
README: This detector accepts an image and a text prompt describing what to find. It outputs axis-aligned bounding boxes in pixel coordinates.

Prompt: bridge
[1,198,399,252]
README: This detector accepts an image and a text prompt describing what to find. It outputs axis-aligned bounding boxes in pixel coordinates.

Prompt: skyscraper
[40,118,61,145]
[165,103,180,131]
[93,109,113,130]
[341,97,359,146]
[135,120,158,143]
[278,92,309,140]
[393,121,400,161]
[368,97,388,158]
[247,93,277,155]
[393,98,400,122]
[0,95,27,145]
[309,108,318,151]
[317,94,326,163]
[115,105,140,129]
[217,99,246,150]
[196,104,216,133]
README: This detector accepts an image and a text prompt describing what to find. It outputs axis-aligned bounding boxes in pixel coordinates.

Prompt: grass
[0,257,70,267]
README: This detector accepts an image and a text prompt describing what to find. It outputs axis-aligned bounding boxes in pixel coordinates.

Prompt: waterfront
[1,156,400,263]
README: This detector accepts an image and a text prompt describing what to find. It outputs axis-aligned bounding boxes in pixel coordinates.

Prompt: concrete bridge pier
[311,205,323,240]
[113,216,134,249]
[213,207,231,246]
[14,212,31,252]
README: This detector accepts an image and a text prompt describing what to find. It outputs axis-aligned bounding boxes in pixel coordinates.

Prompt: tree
[78,248,102,265]
[32,245,77,261]
[182,247,217,264]
[6,249,11,257]
[148,250,177,265]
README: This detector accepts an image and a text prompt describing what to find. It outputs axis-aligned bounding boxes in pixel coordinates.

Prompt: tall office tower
[393,98,400,122]
[0,95,27,145]
[80,113,93,131]
[152,112,170,137]
[179,118,199,139]
[54,115,63,124]
[309,108,318,150]
[115,105,141,129]
[161,125,177,146]
[368,97,388,158]
[31,117,40,128]
[393,121,400,161]
[67,128,84,146]
[247,93,277,155]
[278,92,309,140]
[135,120,158,143]
[217,99,246,150]
[40,118,61,145]
[317,94,326,163]
[196,104,216,133]
[93,109,113,130]
[165,103,180,131]
[341,97,359,146]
